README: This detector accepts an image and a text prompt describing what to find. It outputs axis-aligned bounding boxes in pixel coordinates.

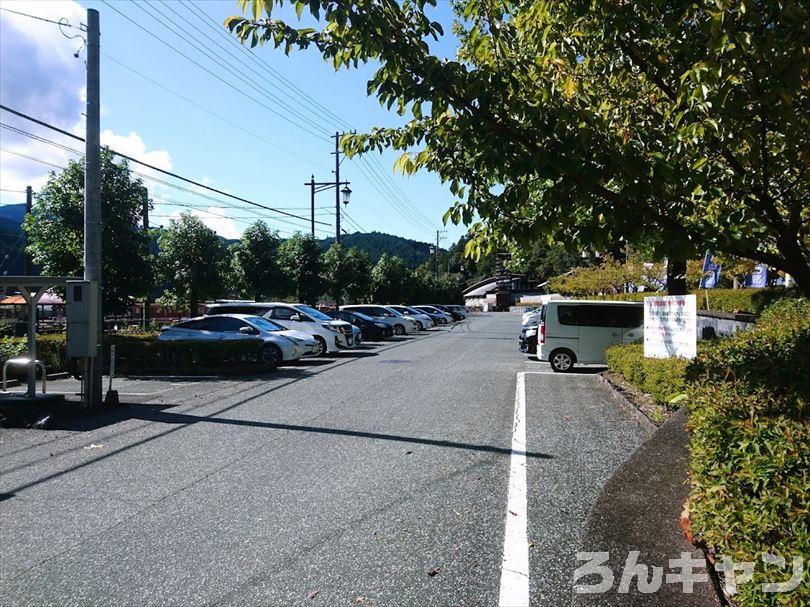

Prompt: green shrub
[688,299,810,399]
[686,298,809,606]
[688,384,809,606]
[604,342,691,407]
[0,333,270,375]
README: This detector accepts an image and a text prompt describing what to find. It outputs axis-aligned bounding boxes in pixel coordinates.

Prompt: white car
[206,302,357,355]
[340,305,419,335]
[158,314,319,368]
[387,305,435,330]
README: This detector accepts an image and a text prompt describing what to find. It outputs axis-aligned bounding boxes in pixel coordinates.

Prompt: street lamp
[341,185,352,206]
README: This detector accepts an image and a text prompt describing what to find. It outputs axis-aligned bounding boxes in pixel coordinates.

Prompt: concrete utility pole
[435,229,446,278]
[334,132,341,243]
[306,133,352,243]
[84,8,102,407]
[140,185,150,327]
[308,175,315,236]
[23,186,32,276]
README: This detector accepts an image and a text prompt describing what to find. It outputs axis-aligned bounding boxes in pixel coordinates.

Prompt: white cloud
[161,206,241,240]
[101,130,173,171]
[0,2,174,212]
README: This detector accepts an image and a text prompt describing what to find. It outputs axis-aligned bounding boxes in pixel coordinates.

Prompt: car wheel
[550,349,575,373]
[393,324,405,336]
[261,344,283,370]
[415,320,424,331]
[313,336,327,356]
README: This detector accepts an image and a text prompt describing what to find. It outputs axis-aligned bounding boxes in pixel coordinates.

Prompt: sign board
[644,295,697,359]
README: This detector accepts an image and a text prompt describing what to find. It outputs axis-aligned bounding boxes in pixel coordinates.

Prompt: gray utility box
[66,280,99,357]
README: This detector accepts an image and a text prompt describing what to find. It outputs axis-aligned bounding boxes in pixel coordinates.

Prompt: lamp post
[305,177,351,242]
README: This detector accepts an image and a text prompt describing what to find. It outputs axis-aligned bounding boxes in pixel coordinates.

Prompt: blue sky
[0,0,467,246]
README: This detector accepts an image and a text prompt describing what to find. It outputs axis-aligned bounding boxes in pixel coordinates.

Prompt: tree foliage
[23,149,152,312]
[230,221,285,300]
[278,232,323,304]
[370,252,410,303]
[156,213,226,314]
[228,0,809,294]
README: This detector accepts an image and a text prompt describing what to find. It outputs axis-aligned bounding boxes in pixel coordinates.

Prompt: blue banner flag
[744,263,768,288]
[699,251,721,289]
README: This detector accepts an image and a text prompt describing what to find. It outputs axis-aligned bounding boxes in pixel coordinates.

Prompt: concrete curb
[596,373,659,436]
[1,371,71,390]
[571,408,721,606]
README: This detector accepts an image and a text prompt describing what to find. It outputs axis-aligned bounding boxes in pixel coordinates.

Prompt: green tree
[23,148,152,312]
[323,244,372,304]
[230,221,286,300]
[371,253,409,303]
[229,1,809,294]
[278,232,322,304]
[156,214,226,314]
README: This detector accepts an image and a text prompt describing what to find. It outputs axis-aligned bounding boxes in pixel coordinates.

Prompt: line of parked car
[158,302,468,369]
[519,299,644,372]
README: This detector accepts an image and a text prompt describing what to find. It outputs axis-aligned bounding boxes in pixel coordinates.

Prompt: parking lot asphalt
[0,313,645,606]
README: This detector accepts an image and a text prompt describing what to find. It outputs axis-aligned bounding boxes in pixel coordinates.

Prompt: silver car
[158,314,319,368]
[387,305,435,330]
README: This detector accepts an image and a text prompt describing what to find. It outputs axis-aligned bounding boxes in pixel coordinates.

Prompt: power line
[99,0,330,142]
[0,6,79,28]
[102,53,332,172]
[0,105,330,226]
[150,1,435,234]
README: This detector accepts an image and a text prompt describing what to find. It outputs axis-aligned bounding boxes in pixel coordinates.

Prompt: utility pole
[435,229,446,278]
[84,8,102,407]
[333,132,341,243]
[305,134,353,243]
[23,186,32,275]
[140,185,150,327]
[308,174,315,236]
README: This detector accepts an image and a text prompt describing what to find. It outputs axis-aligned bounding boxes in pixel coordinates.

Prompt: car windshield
[404,306,423,315]
[384,307,404,317]
[350,311,374,322]
[245,316,283,332]
[294,304,331,321]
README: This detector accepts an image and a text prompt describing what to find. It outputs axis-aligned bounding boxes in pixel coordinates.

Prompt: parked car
[536,300,644,372]
[430,304,465,321]
[158,314,319,369]
[206,302,357,356]
[340,305,419,335]
[387,305,435,330]
[518,323,539,355]
[329,309,394,341]
[413,305,453,325]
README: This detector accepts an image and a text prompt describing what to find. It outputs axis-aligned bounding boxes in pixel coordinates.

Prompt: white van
[206,302,357,355]
[537,300,644,372]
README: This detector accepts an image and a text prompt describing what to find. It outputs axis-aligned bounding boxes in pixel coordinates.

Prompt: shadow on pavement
[1,399,553,498]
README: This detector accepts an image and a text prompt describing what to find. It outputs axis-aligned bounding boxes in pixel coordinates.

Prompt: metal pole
[309,175,315,236]
[23,186,32,275]
[26,292,36,398]
[140,185,150,328]
[84,8,102,407]
[334,132,341,243]
[435,231,440,278]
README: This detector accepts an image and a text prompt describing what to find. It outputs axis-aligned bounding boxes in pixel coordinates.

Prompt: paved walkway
[573,408,721,605]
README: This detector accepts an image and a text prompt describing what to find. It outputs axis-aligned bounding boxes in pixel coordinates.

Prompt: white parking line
[498,371,530,607]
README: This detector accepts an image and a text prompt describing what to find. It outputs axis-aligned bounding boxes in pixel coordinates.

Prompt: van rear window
[558,304,642,328]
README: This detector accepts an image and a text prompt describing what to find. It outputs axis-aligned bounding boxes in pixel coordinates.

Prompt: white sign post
[644,295,697,359]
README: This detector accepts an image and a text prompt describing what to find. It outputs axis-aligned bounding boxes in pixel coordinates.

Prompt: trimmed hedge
[687,299,809,606]
[594,287,798,315]
[0,333,270,375]
[604,342,693,407]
